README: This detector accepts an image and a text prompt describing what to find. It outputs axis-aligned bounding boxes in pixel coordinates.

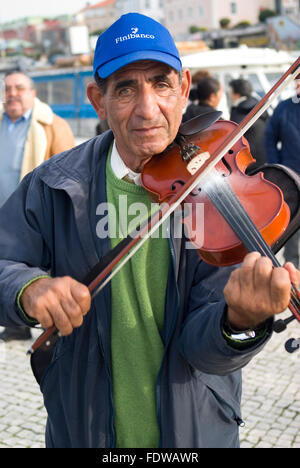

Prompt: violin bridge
[186,152,211,175]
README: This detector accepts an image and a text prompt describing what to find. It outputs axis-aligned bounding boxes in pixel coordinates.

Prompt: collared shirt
[110,140,141,185]
[0,109,32,207]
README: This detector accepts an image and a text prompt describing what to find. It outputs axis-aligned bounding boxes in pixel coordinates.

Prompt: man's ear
[181,68,192,109]
[87,82,106,119]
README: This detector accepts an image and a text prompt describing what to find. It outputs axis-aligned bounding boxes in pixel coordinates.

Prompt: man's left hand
[223,252,300,330]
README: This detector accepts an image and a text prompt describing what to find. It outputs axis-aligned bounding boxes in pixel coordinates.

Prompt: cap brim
[96,50,182,78]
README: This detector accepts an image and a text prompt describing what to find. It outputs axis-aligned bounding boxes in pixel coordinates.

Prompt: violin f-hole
[171,180,185,191]
[220,156,233,177]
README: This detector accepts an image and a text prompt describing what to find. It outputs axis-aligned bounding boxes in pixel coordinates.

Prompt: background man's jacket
[0,97,75,180]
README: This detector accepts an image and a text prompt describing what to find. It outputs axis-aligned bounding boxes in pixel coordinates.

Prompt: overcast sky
[0,0,90,22]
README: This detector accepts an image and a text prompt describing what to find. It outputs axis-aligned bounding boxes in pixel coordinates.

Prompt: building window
[230,2,237,14]
[35,79,74,105]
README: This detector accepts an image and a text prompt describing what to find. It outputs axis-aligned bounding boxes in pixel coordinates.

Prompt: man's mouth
[133,126,161,135]
[6,99,21,105]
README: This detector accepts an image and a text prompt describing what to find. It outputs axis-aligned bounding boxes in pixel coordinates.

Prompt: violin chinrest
[179,110,222,136]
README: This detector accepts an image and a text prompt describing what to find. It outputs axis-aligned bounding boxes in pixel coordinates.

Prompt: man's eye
[156,82,169,88]
[155,81,173,95]
[6,86,26,93]
[118,88,132,97]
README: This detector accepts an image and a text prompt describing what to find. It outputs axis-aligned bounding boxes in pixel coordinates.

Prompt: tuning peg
[273,314,296,333]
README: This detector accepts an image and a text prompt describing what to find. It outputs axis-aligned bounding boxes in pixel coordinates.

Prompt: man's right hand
[20,276,91,336]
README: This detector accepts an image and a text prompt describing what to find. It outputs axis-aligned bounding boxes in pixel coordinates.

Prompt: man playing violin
[0,13,299,448]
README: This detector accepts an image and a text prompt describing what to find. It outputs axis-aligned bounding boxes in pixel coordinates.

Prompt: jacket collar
[37,131,114,271]
[38,130,114,191]
[31,97,53,125]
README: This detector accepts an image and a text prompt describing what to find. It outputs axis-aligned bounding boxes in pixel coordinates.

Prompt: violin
[28,57,300,361]
[142,118,291,266]
[141,116,300,352]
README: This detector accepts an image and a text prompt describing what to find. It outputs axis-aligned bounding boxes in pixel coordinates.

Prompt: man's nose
[134,87,158,119]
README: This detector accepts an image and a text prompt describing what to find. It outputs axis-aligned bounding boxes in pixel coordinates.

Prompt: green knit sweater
[106,157,170,448]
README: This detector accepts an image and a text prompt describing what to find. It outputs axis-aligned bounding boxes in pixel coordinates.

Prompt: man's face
[92,61,190,172]
[4,73,36,122]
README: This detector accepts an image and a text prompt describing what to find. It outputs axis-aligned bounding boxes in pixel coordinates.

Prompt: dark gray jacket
[264,97,300,174]
[230,96,268,170]
[0,131,272,448]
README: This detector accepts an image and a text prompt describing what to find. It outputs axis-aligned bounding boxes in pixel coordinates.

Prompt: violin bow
[28,57,300,355]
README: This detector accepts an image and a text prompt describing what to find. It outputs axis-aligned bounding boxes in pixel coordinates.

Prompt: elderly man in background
[0,71,75,341]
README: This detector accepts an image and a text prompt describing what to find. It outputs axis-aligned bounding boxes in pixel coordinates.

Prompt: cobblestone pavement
[0,314,299,449]
[0,327,47,448]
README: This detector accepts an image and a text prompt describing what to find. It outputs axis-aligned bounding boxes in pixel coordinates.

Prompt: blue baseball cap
[93,13,182,79]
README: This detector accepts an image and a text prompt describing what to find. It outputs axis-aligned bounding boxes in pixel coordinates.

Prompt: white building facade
[77,0,300,40]
[115,0,164,23]
[163,0,278,39]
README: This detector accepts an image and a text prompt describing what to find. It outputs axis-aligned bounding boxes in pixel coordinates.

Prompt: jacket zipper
[156,232,180,448]
[97,327,116,448]
[156,233,245,447]
[210,387,245,427]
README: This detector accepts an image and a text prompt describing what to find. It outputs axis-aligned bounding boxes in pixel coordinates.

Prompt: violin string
[218,183,300,311]
[203,172,277,259]
[204,173,300,313]
[215,177,300,313]
[220,180,300,310]
[208,178,300,315]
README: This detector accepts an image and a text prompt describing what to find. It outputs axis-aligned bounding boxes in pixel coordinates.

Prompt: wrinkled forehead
[110,60,176,82]
[5,73,33,89]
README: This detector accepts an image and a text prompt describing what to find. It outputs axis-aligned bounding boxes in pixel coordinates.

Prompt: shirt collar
[23,109,33,120]
[110,140,141,185]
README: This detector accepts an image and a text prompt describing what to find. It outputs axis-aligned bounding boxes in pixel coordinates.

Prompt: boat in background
[181,46,296,119]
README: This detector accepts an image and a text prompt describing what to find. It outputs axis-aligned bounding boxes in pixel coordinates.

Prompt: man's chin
[132,147,166,172]
[137,138,171,158]
[4,107,22,120]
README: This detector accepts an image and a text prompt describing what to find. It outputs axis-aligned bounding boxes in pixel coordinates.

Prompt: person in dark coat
[229,78,268,171]
[182,76,223,122]
[264,75,300,174]
[264,74,300,268]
